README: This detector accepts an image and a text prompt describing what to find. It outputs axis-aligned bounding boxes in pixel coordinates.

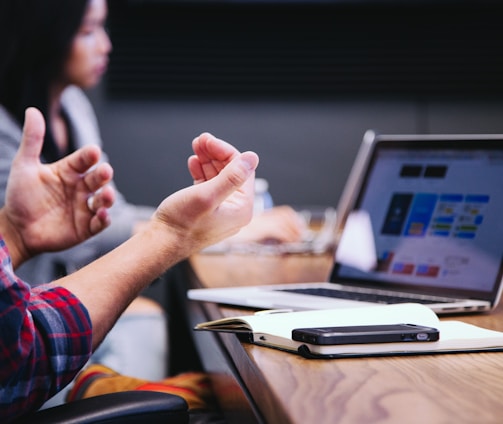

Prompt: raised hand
[1,107,115,267]
[155,132,259,254]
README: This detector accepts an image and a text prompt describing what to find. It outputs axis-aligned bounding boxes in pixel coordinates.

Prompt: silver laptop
[188,130,503,314]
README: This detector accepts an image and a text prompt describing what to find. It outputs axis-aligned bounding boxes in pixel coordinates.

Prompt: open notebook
[194,303,503,358]
[188,131,503,314]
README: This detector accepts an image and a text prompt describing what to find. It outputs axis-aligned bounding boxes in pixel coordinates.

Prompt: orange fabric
[67,364,214,410]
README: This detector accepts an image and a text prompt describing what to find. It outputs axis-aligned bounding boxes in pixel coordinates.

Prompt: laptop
[188,130,503,314]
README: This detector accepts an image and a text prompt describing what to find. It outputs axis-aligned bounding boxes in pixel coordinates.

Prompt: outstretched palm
[4,108,114,257]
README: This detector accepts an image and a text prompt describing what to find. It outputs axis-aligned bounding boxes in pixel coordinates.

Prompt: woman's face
[63,0,112,89]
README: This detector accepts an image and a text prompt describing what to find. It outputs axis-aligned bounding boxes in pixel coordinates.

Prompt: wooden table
[169,251,503,424]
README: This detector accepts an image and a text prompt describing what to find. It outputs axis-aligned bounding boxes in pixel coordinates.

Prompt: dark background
[88,0,503,210]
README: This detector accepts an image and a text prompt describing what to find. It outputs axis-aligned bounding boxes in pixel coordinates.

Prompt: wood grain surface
[189,252,503,424]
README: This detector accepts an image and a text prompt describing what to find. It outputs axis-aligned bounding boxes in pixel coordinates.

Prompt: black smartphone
[291,323,439,345]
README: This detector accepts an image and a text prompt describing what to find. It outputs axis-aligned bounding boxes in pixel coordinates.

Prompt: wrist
[142,219,193,264]
[0,209,30,269]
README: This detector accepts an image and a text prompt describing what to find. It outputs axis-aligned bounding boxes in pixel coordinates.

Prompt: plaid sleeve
[0,238,93,422]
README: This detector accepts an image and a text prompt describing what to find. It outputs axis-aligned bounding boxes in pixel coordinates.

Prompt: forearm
[54,221,188,348]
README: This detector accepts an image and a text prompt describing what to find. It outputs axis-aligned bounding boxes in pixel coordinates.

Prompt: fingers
[63,144,103,174]
[192,132,239,162]
[202,150,259,206]
[83,162,114,193]
[87,185,115,212]
[189,133,241,182]
[85,163,115,227]
[17,107,46,163]
[89,207,112,235]
[19,107,103,177]
[187,155,204,183]
[155,150,259,245]
[87,184,114,235]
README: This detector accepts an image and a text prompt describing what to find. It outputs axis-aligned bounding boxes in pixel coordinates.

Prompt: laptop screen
[332,135,503,302]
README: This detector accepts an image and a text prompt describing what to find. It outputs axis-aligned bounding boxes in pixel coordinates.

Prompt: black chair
[16,391,189,424]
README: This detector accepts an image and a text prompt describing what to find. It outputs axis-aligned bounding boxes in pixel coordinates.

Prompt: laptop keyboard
[281,287,449,305]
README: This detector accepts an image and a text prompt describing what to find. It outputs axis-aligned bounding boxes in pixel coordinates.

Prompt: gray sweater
[0,86,155,285]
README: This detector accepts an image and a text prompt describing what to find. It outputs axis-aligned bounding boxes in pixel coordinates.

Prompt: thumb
[207,151,259,203]
[16,107,46,163]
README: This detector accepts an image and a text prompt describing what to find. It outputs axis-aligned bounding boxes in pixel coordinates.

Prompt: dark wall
[88,0,503,210]
[106,1,503,99]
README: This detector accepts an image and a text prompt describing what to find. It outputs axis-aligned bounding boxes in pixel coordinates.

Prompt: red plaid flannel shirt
[0,237,92,422]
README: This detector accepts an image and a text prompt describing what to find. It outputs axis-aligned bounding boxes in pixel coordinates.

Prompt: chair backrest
[16,391,189,424]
